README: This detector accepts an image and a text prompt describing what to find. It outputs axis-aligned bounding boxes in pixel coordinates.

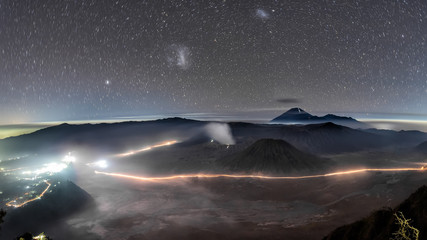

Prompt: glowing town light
[0,167,23,173]
[95,166,427,182]
[114,140,178,157]
[22,163,68,176]
[37,162,68,174]
[48,162,67,172]
[6,180,51,208]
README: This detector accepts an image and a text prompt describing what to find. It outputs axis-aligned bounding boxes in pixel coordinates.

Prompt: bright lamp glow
[95,160,108,169]
[62,152,76,163]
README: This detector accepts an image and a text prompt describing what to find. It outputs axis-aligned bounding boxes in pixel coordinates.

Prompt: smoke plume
[204,123,235,145]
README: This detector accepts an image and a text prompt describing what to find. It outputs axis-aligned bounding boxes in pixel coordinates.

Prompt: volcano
[219,138,330,174]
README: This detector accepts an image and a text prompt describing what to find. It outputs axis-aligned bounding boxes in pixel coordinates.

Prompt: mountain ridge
[1,118,426,158]
[271,107,368,129]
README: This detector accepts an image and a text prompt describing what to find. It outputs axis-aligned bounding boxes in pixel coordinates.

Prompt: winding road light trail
[95,167,427,182]
[6,180,51,208]
[113,140,178,157]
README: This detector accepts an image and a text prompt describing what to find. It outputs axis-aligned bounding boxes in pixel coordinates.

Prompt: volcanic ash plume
[204,123,235,145]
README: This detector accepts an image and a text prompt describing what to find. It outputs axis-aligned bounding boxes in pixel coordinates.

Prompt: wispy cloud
[276,98,301,104]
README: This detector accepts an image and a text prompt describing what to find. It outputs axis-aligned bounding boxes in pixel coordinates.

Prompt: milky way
[0,0,426,123]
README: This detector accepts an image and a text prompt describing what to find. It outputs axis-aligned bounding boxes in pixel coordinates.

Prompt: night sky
[0,0,426,124]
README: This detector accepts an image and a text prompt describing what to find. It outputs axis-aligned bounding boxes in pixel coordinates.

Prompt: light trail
[5,180,51,208]
[0,167,23,173]
[114,140,178,157]
[95,167,427,182]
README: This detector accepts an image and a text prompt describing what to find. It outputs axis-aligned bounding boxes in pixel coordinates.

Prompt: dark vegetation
[16,232,52,240]
[0,208,5,231]
[323,185,427,240]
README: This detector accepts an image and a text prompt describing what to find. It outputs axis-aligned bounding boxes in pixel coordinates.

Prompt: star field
[0,0,426,123]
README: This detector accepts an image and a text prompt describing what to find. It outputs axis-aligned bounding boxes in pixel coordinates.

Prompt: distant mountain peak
[286,107,309,114]
[271,107,315,122]
[271,107,368,129]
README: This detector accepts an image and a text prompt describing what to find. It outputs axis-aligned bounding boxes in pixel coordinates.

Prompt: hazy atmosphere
[1,1,427,240]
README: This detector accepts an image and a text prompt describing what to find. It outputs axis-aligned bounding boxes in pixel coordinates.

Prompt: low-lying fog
[67,163,427,240]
